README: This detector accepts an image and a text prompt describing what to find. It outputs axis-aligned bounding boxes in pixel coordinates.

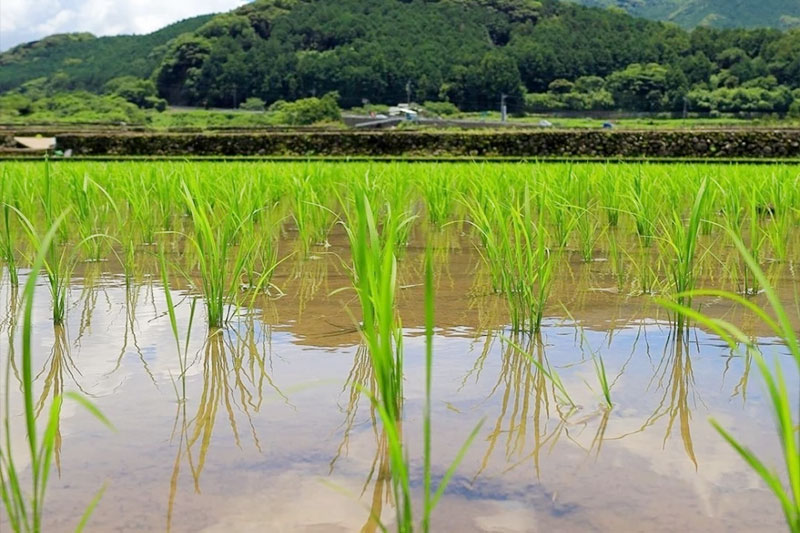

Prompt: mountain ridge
[2,0,800,116]
[568,0,800,29]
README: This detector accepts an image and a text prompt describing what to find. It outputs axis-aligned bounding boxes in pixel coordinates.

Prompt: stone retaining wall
[53,130,800,158]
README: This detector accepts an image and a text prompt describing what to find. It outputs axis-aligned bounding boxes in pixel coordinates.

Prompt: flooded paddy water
[1,161,798,532]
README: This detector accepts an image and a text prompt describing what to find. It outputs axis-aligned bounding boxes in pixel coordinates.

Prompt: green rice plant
[762,171,797,263]
[461,184,504,293]
[658,232,799,532]
[502,196,554,334]
[179,182,264,329]
[575,204,602,263]
[419,168,454,228]
[697,177,718,236]
[567,168,602,262]
[67,174,119,262]
[742,187,767,295]
[661,179,709,331]
[717,176,744,237]
[341,193,405,422]
[0,218,113,533]
[11,209,105,325]
[596,165,622,227]
[365,243,482,532]
[628,168,659,247]
[288,171,337,254]
[593,354,613,409]
[763,205,795,264]
[465,183,554,333]
[0,167,20,288]
[1,202,19,288]
[717,176,758,294]
[606,229,626,291]
[545,189,575,250]
[119,174,159,245]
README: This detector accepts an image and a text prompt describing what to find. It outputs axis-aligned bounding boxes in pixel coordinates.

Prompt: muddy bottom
[0,239,795,532]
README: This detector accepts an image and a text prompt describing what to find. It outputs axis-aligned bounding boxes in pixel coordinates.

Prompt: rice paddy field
[1,161,799,532]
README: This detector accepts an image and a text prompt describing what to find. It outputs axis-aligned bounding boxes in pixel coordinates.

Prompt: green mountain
[1,0,800,115]
[0,14,213,92]
[569,0,800,29]
[141,0,692,109]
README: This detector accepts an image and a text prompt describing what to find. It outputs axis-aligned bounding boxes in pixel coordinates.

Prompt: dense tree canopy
[147,0,800,112]
[3,0,800,114]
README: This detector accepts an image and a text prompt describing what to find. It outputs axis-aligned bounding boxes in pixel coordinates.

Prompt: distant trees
[525,76,613,111]
[0,91,145,123]
[147,0,800,114]
[268,91,341,124]
[155,34,212,104]
[104,76,166,110]
[5,0,800,115]
[240,97,266,111]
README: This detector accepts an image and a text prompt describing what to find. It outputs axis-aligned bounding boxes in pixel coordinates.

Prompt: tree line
[3,0,800,115]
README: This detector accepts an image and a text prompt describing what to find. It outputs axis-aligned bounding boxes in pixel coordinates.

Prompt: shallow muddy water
[1,234,797,532]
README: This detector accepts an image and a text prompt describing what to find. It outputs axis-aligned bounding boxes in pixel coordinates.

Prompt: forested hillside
[570,0,800,29]
[2,0,800,118]
[0,15,213,93]
[155,0,678,109]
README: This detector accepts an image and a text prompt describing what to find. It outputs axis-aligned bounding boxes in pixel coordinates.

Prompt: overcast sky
[0,0,249,51]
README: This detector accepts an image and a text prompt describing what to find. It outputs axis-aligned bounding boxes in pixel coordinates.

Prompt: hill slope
[570,0,800,29]
[151,0,680,109]
[0,14,213,92]
[1,0,800,116]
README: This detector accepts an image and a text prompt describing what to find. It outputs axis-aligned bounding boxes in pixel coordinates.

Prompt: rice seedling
[593,354,613,409]
[341,193,405,421]
[419,167,455,228]
[606,229,626,291]
[516,190,555,333]
[1,201,18,288]
[742,187,767,295]
[544,188,575,250]
[661,179,709,331]
[465,184,554,334]
[575,203,603,263]
[11,208,107,325]
[628,167,660,247]
[363,242,481,532]
[761,170,797,263]
[658,231,799,532]
[68,173,118,262]
[179,181,262,329]
[597,165,622,227]
[0,219,113,533]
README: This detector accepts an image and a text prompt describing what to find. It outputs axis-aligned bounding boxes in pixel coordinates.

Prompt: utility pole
[682,95,689,120]
[500,93,508,123]
[232,83,238,109]
[406,80,412,106]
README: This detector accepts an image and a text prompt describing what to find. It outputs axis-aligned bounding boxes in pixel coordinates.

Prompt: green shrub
[22,91,147,123]
[422,100,459,116]
[524,92,567,112]
[271,92,341,125]
[240,97,266,111]
[144,96,167,112]
[104,76,160,108]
